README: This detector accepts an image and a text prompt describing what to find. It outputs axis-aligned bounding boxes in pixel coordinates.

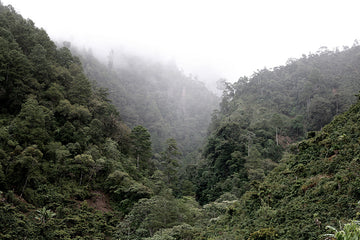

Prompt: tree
[245,147,265,181]
[67,154,95,185]
[160,138,180,186]
[29,44,50,84]
[270,113,283,146]
[0,37,33,111]
[130,126,152,172]
[307,96,334,130]
[116,193,201,239]
[8,145,43,197]
[9,96,51,147]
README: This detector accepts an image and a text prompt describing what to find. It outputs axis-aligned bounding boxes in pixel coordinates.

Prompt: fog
[3,0,360,89]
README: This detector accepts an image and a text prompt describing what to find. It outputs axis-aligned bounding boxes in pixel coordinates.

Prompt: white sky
[2,0,360,83]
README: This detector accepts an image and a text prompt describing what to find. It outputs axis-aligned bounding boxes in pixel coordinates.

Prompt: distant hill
[74,48,219,162]
[196,45,360,204]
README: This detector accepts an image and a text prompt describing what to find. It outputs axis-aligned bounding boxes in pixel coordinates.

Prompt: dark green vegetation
[74,48,218,162]
[196,46,360,204]
[0,4,208,239]
[200,94,360,239]
[2,2,360,240]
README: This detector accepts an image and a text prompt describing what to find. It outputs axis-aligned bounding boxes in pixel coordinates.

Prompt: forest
[1,2,360,239]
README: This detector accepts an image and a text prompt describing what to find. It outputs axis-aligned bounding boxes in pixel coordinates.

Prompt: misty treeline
[2,2,360,239]
[196,44,360,205]
[0,3,217,239]
[71,46,218,163]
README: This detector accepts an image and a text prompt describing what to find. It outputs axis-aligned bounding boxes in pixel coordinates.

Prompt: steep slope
[75,49,219,161]
[201,95,360,239]
[0,4,191,239]
[0,4,217,239]
[196,46,360,204]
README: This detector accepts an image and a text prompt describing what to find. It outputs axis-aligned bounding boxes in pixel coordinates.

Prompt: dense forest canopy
[195,45,360,204]
[72,47,218,163]
[199,93,360,239]
[0,4,206,239]
[1,2,360,240]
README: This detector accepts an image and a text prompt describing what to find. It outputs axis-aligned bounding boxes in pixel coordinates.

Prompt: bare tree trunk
[79,172,83,185]
[20,175,29,198]
[137,154,139,169]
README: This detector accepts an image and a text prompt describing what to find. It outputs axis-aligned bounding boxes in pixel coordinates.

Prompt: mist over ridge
[2,1,360,239]
[3,0,360,88]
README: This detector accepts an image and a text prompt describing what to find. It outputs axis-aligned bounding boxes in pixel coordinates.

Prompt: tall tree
[160,138,180,186]
[130,125,152,172]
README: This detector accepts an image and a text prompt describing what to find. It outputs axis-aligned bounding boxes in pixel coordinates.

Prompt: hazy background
[3,0,360,87]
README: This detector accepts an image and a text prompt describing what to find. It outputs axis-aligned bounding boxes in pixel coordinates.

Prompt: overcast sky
[2,0,360,83]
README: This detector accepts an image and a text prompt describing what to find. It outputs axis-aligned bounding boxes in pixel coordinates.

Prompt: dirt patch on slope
[86,191,112,213]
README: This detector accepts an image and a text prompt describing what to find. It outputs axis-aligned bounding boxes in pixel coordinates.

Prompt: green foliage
[9,96,51,147]
[201,94,360,239]
[116,193,203,239]
[0,3,160,238]
[145,224,197,240]
[324,221,360,240]
[159,138,180,185]
[74,47,218,163]
[248,228,277,240]
[105,170,152,211]
[35,206,56,225]
[197,44,360,204]
[130,125,152,172]
[4,2,360,240]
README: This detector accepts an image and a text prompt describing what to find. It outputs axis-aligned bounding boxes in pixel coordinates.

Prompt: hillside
[201,95,360,239]
[0,4,205,239]
[3,2,360,240]
[195,46,360,204]
[74,48,218,162]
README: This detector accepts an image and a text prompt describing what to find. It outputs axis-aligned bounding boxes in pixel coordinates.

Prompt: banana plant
[323,220,360,240]
[35,207,56,225]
